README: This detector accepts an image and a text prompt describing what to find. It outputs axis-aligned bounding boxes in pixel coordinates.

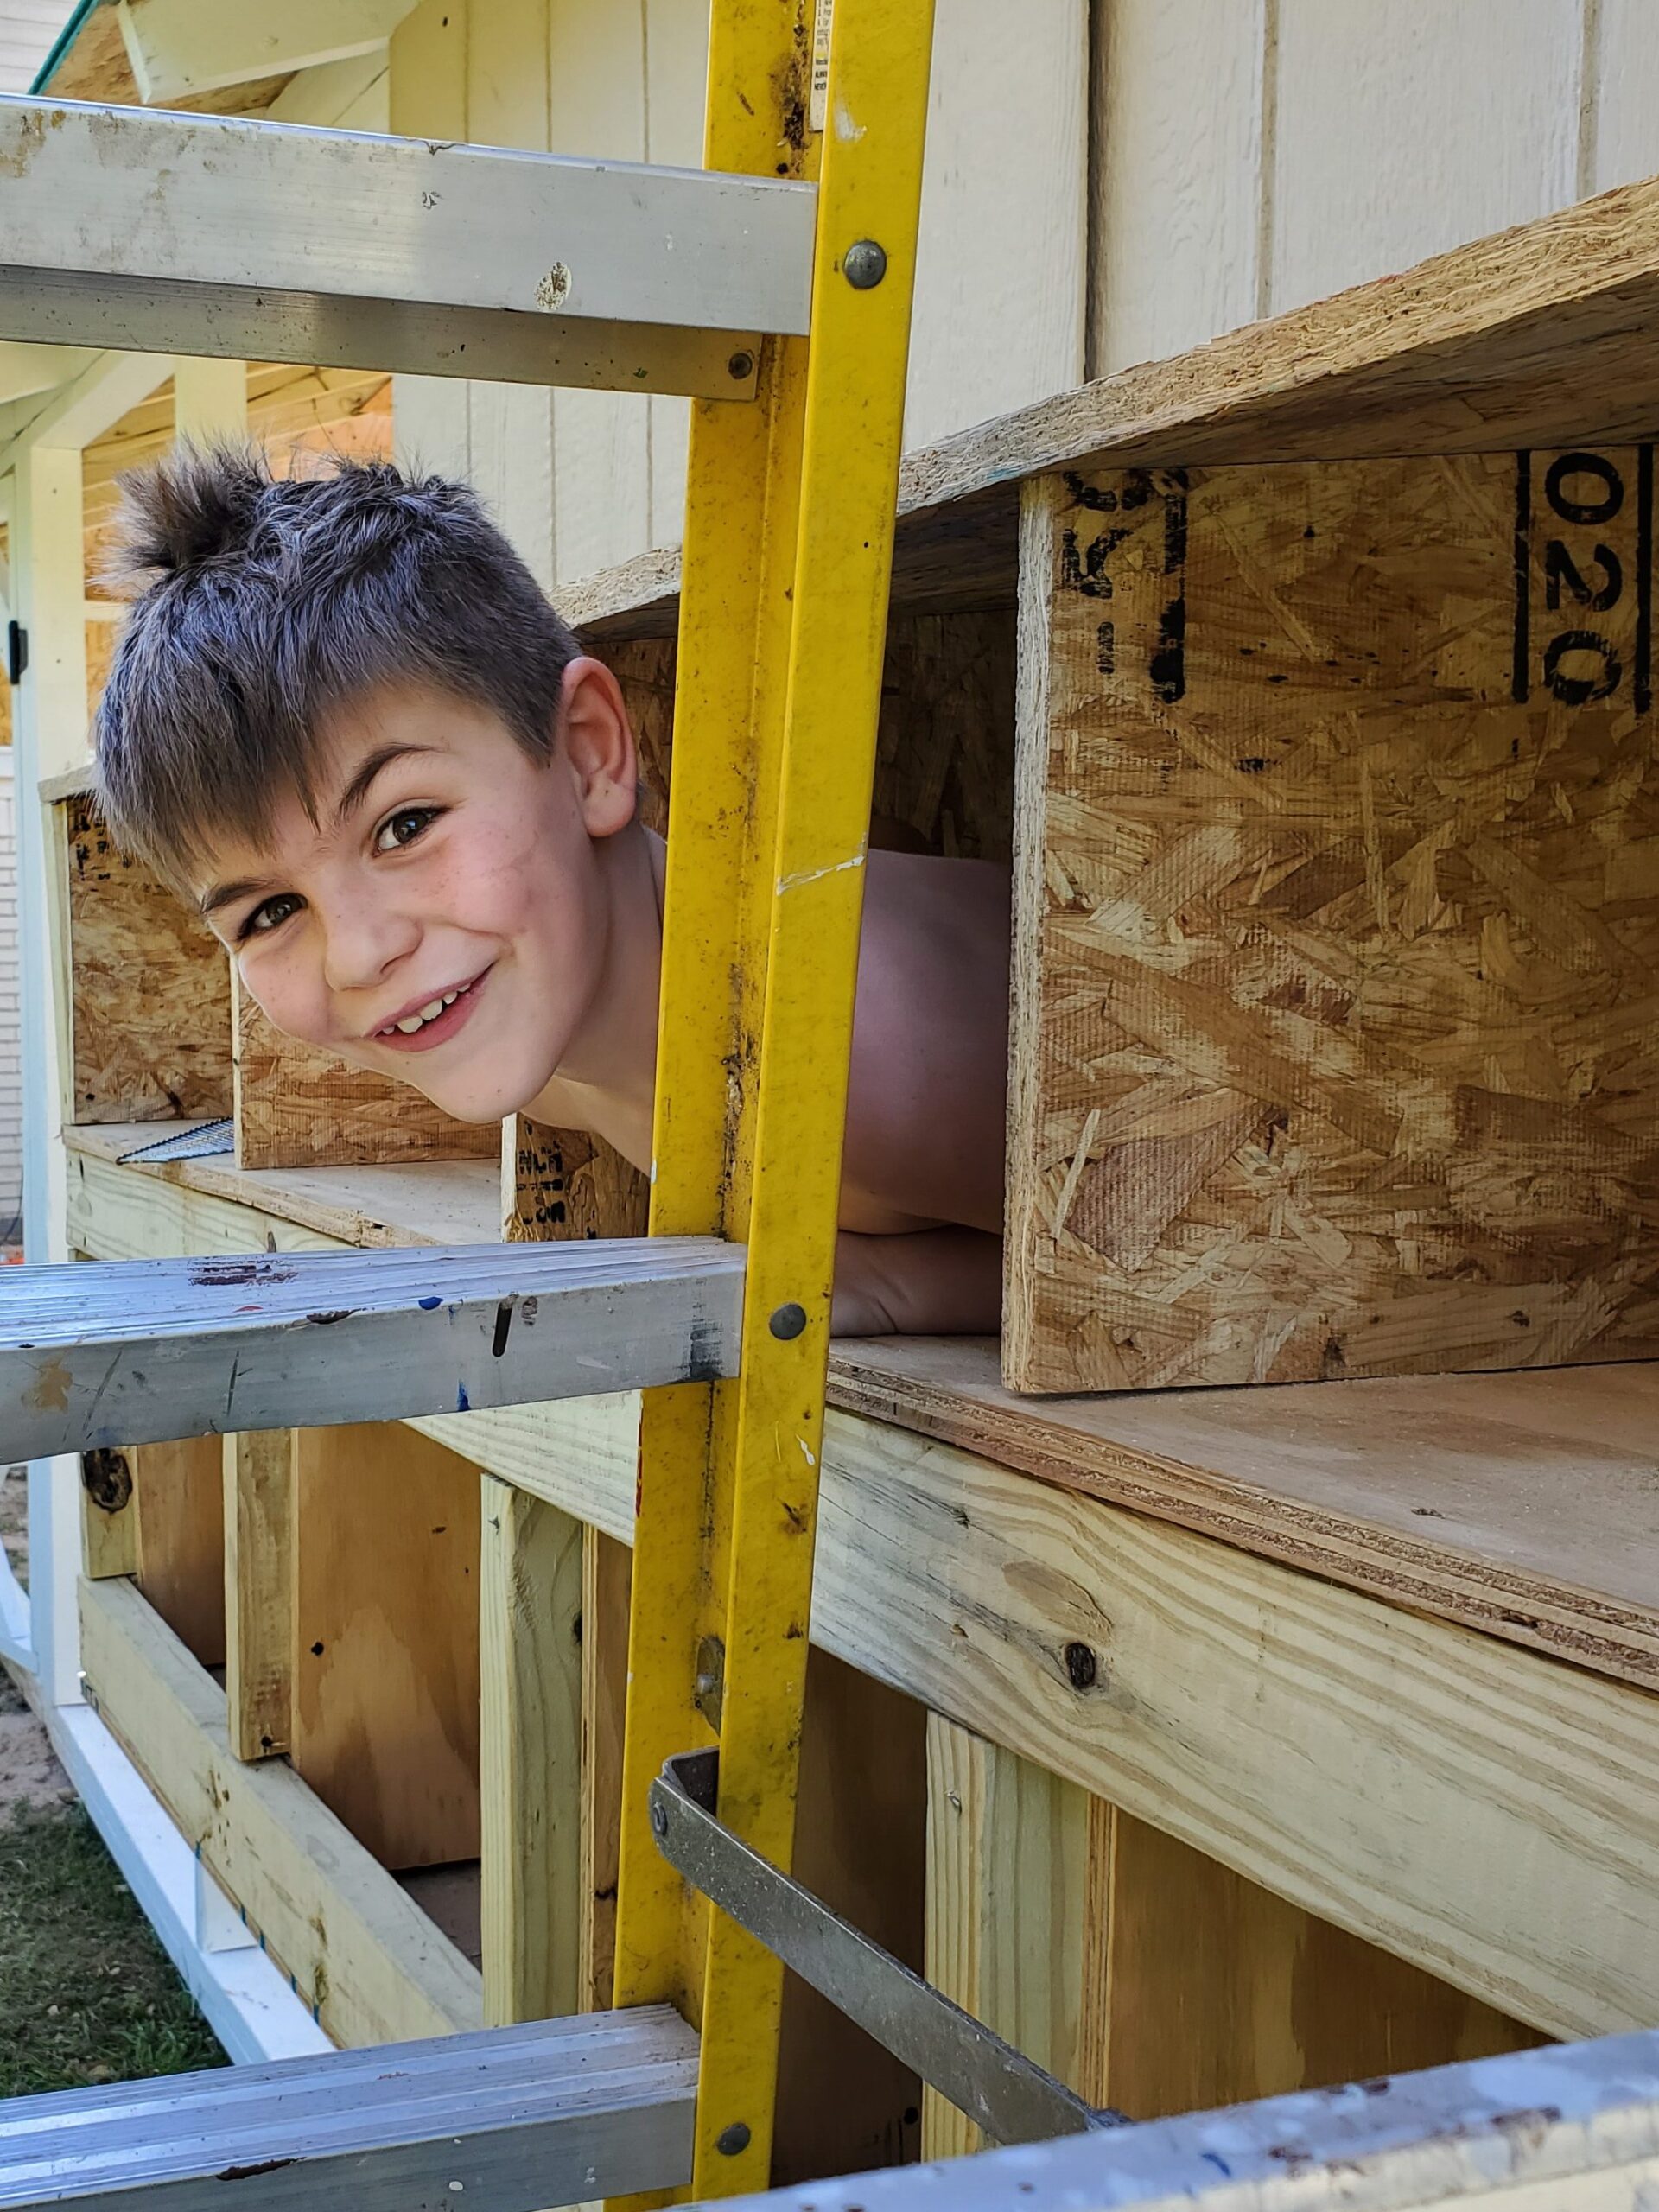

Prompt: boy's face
[194,664,639,1122]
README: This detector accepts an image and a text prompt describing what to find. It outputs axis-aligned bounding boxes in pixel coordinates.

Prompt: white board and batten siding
[1091,0,1659,375]
[381,0,1089,594]
[0,751,22,1251]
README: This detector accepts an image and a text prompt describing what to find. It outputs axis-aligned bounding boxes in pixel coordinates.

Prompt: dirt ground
[0,1462,73,1818]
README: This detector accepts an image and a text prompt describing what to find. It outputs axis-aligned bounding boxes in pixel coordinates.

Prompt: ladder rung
[0,1239,744,1461]
[0,2008,697,2211]
[0,96,816,397]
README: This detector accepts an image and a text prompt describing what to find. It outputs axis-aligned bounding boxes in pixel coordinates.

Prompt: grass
[0,1789,226,2097]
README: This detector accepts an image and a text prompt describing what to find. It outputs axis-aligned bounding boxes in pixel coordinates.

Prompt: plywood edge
[1003,476,1061,1390]
[40,762,96,806]
[79,1574,482,2045]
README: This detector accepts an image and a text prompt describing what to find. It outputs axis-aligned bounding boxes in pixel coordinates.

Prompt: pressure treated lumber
[222,1428,293,1759]
[1007,451,1659,1392]
[62,1133,1659,1694]
[232,974,498,1173]
[79,1575,482,2044]
[0,1237,745,1459]
[564,168,1659,632]
[480,1480,583,2024]
[831,1337,1659,1691]
[56,791,232,1124]
[0,2009,697,2212]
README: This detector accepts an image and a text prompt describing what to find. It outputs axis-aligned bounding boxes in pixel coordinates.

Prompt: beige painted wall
[284,1,1659,594]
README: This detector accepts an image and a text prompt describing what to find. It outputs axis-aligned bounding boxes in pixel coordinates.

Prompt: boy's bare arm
[832,1226,1001,1337]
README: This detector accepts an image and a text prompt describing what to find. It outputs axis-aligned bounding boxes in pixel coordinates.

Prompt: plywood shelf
[63,1123,1659,1694]
[563,168,1659,639]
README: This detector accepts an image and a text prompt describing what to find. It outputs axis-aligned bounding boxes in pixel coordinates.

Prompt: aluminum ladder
[0,6,1116,2205]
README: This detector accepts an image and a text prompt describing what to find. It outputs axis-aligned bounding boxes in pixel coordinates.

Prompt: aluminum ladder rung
[0,2008,698,2212]
[0,94,817,397]
[0,1238,744,1460]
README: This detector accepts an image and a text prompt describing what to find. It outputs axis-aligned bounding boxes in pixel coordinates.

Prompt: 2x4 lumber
[678,2028,1659,2212]
[221,1429,293,1760]
[0,2008,696,2212]
[79,1574,482,2044]
[0,1237,745,1460]
[118,0,417,106]
[480,1479,584,2025]
[922,1717,1103,2160]
[0,99,804,397]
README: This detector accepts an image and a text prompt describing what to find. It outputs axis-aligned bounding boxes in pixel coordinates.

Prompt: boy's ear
[556,656,639,838]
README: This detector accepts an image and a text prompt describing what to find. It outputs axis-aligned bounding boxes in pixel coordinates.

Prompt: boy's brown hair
[93,445,579,890]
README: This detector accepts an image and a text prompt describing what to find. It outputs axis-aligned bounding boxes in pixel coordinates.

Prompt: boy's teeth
[390,988,467,1037]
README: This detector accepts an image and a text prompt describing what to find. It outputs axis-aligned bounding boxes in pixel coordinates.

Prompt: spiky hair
[92,443,578,888]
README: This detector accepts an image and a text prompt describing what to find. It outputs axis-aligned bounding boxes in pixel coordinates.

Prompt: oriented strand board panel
[506,1117,649,1242]
[232,978,499,1170]
[60,794,233,1124]
[1009,449,1659,1393]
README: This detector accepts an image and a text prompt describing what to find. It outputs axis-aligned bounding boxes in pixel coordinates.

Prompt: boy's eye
[375,805,442,854]
[240,893,302,940]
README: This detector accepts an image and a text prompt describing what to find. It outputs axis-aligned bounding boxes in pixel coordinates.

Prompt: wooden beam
[923,1718,1103,2159]
[480,1478,583,2024]
[0,343,99,407]
[222,1428,294,1760]
[0,1236,746,1459]
[118,0,419,106]
[79,1574,482,2044]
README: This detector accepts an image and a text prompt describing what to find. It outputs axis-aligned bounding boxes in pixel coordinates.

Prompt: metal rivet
[716,2122,752,2158]
[1064,1641,1099,1690]
[768,1301,808,1341]
[728,348,756,380]
[842,238,887,289]
[650,1799,668,1839]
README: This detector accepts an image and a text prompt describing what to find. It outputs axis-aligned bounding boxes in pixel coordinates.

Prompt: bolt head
[769,1301,808,1341]
[716,2122,753,2158]
[842,238,887,289]
[650,1798,668,1839]
[728,348,756,380]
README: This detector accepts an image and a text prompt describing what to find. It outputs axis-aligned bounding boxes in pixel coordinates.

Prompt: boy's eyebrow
[330,741,441,829]
[199,876,271,919]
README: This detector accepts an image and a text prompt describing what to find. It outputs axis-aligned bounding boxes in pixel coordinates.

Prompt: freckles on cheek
[238,952,330,1047]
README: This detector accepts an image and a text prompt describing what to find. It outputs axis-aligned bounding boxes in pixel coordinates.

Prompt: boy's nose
[321,897,423,995]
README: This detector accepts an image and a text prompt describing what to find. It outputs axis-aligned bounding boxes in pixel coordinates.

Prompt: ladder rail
[0,94,816,397]
[613,0,938,2196]
[0,2008,698,2212]
[0,1239,744,1460]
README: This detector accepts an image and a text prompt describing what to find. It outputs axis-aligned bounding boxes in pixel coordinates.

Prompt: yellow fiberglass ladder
[0,6,1117,2207]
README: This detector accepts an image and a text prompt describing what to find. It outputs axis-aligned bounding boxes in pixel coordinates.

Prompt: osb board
[1008,451,1659,1392]
[232,979,499,1171]
[61,793,234,1123]
[291,1422,480,1872]
[605,617,1014,861]
[505,1116,648,1242]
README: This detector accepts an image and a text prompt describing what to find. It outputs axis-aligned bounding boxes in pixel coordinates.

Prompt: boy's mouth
[370,968,490,1052]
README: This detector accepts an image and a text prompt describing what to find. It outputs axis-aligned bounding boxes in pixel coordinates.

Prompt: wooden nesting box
[1007,448,1659,1393]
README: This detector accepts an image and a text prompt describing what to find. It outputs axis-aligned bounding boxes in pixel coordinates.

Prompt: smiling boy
[92,448,1008,1334]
